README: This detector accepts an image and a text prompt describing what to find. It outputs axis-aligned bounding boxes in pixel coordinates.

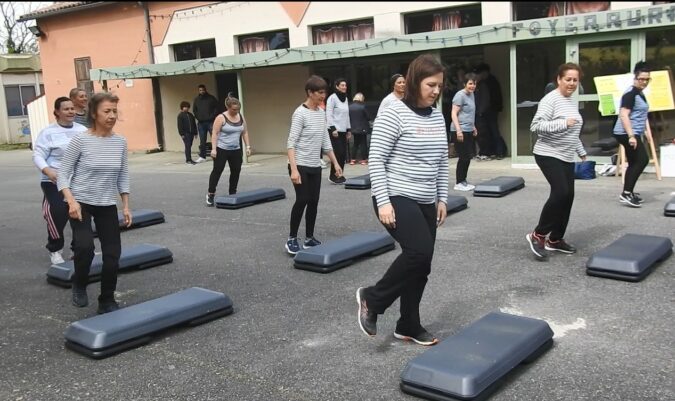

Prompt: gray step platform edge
[400,312,553,401]
[345,174,371,190]
[93,209,165,236]
[294,232,395,273]
[215,188,285,209]
[473,176,525,198]
[47,244,173,288]
[665,197,675,217]
[586,234,673,282]
[64,287,233,359]
[447,195,468,214]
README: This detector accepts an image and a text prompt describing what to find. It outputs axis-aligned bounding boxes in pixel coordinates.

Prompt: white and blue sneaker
[303,237,322,249]
[285,237,301,255]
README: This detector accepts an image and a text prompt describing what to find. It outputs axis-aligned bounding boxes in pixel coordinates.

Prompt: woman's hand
[290,169,301,185]
[68,201,82,221]
[456,132,464,143]
[44,167,57,183]
[436,202,447,227]
[334,164,343,178]
[331,130,338,138]
[628,136,637,149]
[378,204,396,229]
[122,208,133,228]
[210,148,217,159]
[472,127,478,137]
[246,146,252,157]
[566,118,578,128]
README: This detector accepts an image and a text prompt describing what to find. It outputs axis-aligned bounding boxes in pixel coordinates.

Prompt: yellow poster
[593,70,675,116]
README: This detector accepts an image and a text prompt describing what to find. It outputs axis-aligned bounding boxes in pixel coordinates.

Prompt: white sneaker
[50,250,65,265]
[453,182,475,191]
[196,157,206,163]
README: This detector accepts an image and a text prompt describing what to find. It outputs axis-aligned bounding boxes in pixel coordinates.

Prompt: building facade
[0,54,43,145]
[24,2,675,164]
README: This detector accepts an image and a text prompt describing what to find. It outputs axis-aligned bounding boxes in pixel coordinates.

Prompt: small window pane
[173,39,216,61]
[5,86,22,116]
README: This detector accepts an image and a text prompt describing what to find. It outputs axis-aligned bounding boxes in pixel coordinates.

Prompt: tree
[0,2,51,54]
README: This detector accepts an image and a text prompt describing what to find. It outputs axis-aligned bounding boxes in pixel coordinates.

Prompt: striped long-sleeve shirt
[57,132,130,206]
[531,90,586,163]
[287,104,333,168]
[369,99,449,207]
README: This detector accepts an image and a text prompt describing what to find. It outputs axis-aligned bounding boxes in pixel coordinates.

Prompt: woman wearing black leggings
[613,61,653,208]
[526,63,587,261]
[285,75,342,255]
[357,54,449,346]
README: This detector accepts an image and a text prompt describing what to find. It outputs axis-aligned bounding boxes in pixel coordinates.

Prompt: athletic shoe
[394,329,439,346]
[349,160,356,165]
[453,182,475,191]
[545,239,577,254]
[303,237,322,248]
[72,287,88,307]
[50,250,65,265]
[285,237,301,255]
[526,232,548,260]
[97,300,120,314]
[206,193,215,207]
[632,192,643,204]
[356,287,377,336]
[328,176,340,184]
[337,176,346,184]
[196,157,206,163]
[619,192,641,208]
[186,160,197,165]
[360,160,367,165]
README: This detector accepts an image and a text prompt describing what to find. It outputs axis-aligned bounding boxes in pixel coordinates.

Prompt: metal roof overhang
[90,4,675,82]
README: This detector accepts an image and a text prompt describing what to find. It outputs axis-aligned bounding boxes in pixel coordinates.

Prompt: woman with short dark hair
[377,73,406,117]
[177,100,198,165]
[450,72,478,191]
[326,78,351,184]
[58,92,131,314]
[357,54,448,346]
[285,75,342,255]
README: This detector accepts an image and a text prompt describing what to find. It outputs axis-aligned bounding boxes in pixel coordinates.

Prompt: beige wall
[241,64,310,154]
[0,72,43,144]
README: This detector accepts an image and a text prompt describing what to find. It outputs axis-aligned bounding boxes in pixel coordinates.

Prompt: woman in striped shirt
[58,92,131,314]
[357,54,449,346]
[285,75,342,255]
[526,63,587,261]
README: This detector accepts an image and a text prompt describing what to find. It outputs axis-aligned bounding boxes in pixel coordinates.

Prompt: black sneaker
[206,193,215,207]
[394,329,439,346]
[328,176,340,184]
[356,287,377,337]
[97,300,120,314]
[72,287,88,307]
[619,192,641,208]
[526,232,548,260]
[545,239,577,254]
[303,237,322,248]
[186,160,197,165]
[632,192,643,204]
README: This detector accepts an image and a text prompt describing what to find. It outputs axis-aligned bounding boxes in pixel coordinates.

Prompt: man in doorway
[193,84,219,162]
[475,63,507,159]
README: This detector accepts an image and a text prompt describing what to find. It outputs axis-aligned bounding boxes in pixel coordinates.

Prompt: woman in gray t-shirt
[449,72,478,191]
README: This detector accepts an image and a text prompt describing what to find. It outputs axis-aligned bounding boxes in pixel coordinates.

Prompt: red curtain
[548,2,609,17]
[313,22,374,44]
[240,37,269,54]
[432,11,462,31]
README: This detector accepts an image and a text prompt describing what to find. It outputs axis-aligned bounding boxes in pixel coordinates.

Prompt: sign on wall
[594,70,675,116]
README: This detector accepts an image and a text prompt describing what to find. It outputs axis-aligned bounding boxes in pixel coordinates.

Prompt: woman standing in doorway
[450,72,478,191]
[613,61,652,208]
[205,95,252,206]
[526,62,586,261]
[326,78,351,184]
[357,54,448,346]
[285,75,342,255]
[377,73,406,117]
[58,92,131,314]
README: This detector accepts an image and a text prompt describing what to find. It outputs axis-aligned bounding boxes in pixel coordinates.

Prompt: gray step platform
[400,312,554,401]
[473,176,525,198]
[665,197,675,217]
[294,232,395,273]
[345,174,371,189]
[93,209,165,236]
[215,188,285,209]
[447,195,468,214]
[586,234,673,282]
[64,287,233,359]
[47,244,173,287]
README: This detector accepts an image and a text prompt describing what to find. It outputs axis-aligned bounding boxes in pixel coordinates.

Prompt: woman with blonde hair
[348,92,372,165]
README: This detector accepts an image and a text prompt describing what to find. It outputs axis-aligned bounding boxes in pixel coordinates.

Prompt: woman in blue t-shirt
[613,62,653,208]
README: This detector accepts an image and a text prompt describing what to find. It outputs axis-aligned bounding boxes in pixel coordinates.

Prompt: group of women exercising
[33,55,655,346]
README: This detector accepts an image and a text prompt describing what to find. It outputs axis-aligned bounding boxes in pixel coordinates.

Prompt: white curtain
[240,37,269,54]
[313,22,374,44]
[432,11,462,31]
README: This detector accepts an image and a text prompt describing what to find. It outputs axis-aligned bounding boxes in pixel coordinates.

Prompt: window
[312,19,374,45]
[238,29,290,54]
[74,57,94,96]
[513,2,609,21]
[173,39,217,61]
[404,5,481,34]
[4,85,38,116]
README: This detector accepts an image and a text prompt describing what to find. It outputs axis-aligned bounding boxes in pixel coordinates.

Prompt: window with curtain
[405,5,481,34]
[172,39,217,61]
[513,2,609,21]
[311,19,374,45]
[238,30,290,54]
